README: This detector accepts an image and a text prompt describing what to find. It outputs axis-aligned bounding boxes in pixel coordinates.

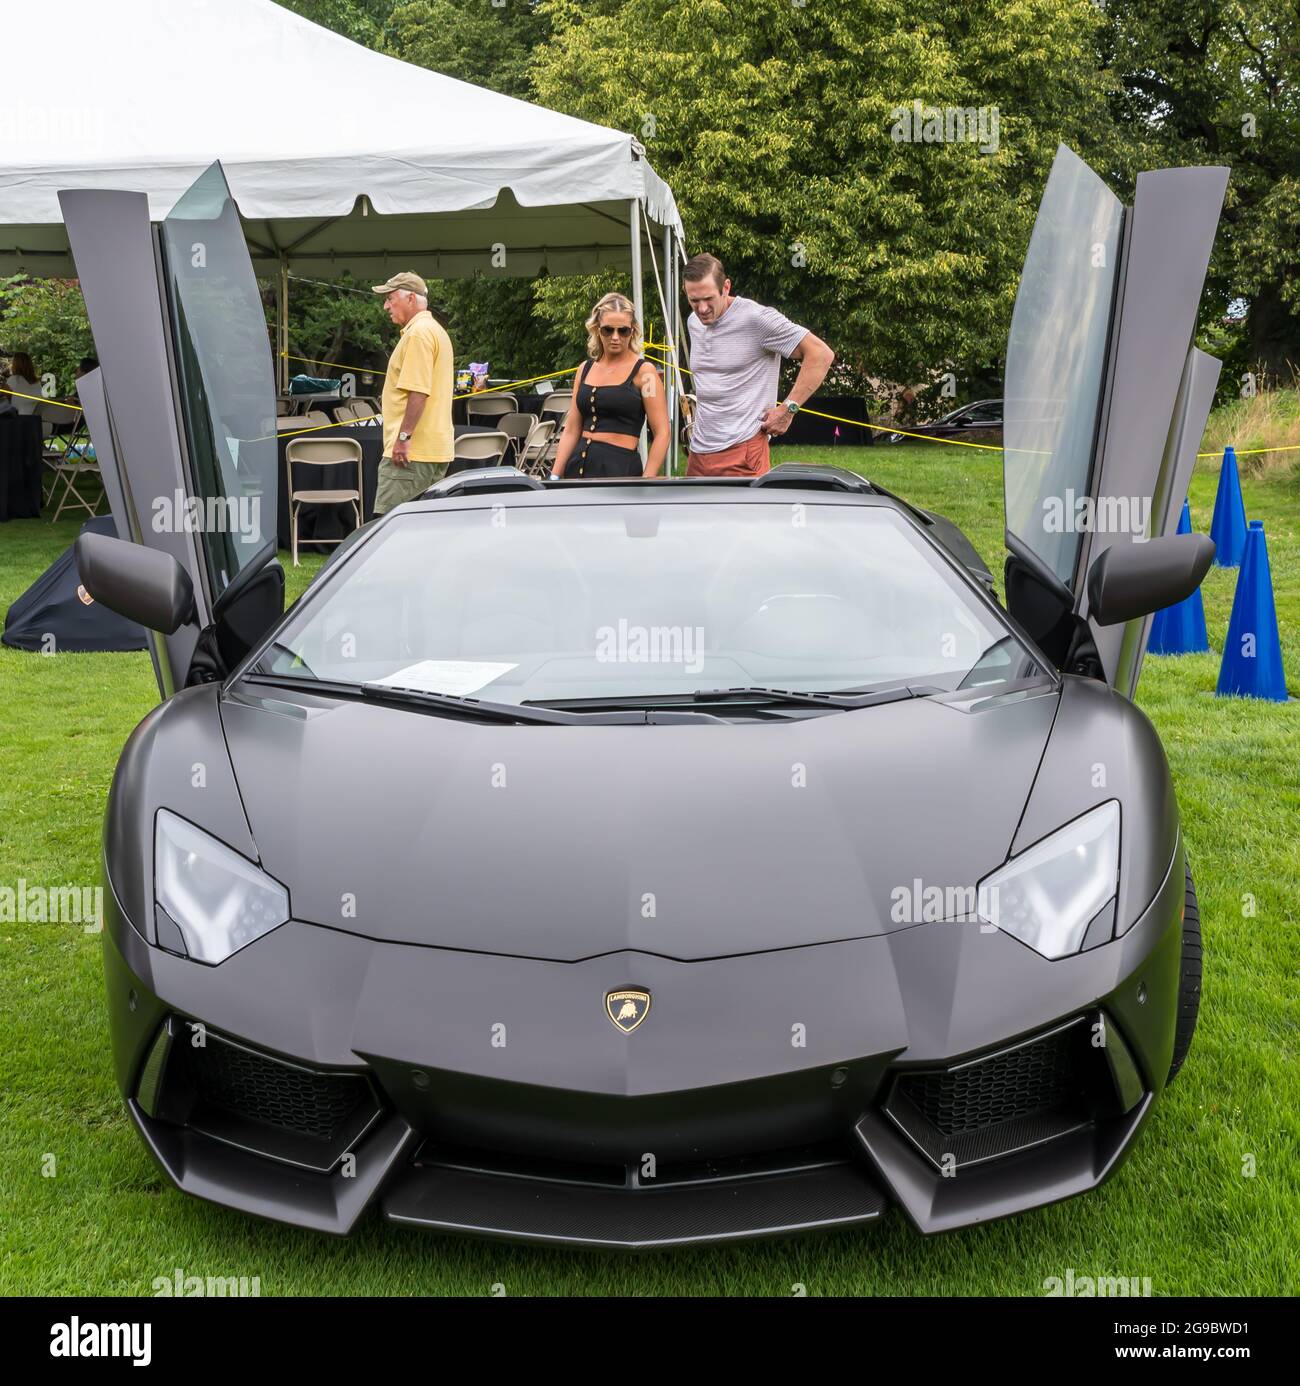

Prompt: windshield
[253,502,1042,705]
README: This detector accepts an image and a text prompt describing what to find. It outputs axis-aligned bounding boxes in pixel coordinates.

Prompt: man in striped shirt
[682,253,835,476]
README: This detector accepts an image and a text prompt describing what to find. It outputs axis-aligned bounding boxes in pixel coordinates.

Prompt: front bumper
[102,851,1185,1248]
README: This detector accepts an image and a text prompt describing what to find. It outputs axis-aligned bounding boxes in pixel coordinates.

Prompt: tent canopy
[0,0,683,280]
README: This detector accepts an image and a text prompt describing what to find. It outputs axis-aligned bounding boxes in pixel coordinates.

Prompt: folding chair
[450,430,510,471]
[517,419,557,478]
[465,394,517,426]
[41,401,104,520]
[285,437,363,567]
[497,411,537,464]
[539,391,573,421]
[37,399,79,504]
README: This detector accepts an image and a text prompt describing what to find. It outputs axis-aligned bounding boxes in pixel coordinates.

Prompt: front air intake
[881,1015,1104,1170]
[137,1018,383,1173]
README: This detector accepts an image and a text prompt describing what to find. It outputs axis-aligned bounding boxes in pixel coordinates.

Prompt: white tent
[0,0,687,427]
[0,0,682,279]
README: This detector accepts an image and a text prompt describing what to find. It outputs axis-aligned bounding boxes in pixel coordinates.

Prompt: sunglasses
[599,324,633,338]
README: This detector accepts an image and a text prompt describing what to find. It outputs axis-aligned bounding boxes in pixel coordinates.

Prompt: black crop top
[575,357,647,438]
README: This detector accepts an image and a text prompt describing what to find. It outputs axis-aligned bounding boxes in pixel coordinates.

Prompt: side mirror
[1086,532,1215,627]
[75,532,195,634]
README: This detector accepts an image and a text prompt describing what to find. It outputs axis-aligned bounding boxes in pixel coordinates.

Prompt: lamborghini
[69,146,1225,1248]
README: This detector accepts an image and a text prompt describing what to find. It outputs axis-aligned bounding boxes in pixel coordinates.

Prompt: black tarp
[2,515,148,652]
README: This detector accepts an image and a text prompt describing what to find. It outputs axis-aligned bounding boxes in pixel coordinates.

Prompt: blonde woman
[552,292,669,478]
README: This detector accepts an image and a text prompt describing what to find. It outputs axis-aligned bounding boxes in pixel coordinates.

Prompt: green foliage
[1099,0,1300,377]
[275,0,394,46]
[384,0,550,98]
[532,0,1117,392]
[275,274,392,384]
[0,277,94,398]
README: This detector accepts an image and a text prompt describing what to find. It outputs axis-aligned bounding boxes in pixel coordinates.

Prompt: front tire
[1167,859,1203,1084]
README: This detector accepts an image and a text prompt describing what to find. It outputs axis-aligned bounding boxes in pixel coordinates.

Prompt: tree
[1098,0,1300,384]
[275,0,394,46]
[532,0,1118,401]
[385,0,551,98]
[382,0,574,374]
[0,277,94,398]
[272,274,393,385]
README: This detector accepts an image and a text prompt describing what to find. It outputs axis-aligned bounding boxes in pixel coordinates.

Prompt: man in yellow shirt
[371,272,455,513]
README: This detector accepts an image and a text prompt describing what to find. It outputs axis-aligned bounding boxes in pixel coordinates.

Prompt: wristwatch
[783,399,801,414]
[398,431,412,442]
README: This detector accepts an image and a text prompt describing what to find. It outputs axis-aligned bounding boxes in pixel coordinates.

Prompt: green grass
[1,444,1297,1296]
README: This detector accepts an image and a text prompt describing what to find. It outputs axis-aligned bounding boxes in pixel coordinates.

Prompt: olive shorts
[374,457,448,514]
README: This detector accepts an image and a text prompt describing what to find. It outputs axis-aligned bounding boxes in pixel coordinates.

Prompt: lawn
[1,442,1296,1296]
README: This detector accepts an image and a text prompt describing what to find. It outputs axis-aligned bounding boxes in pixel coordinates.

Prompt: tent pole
[630,199,646,465]
[277,257,289,395]
[664,226,679,476]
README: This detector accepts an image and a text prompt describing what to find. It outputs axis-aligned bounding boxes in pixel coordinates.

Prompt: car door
[60,162,281,700]
[1001,144,1227,698]
[958,402,1001,445]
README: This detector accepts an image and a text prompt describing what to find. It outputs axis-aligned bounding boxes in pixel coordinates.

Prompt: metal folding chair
[465,394,518,426]
[517,419,557,478]
[285,437,364,567]
[450,430,510,471]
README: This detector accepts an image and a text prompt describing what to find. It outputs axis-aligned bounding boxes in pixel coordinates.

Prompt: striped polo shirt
[686,296,807,453]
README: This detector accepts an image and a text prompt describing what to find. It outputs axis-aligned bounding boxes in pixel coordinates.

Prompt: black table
[774,395,875,447]
[0,415,44,520]
[275,424,498,552]
[276,425,383,553]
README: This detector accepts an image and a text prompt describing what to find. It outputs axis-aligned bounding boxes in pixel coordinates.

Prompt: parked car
[68,145,1226,1248]
[882,398,1002,446]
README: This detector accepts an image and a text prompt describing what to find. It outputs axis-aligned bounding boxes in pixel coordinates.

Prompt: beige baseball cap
[372,271,427,296]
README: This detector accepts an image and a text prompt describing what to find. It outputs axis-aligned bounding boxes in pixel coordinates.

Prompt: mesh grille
[189,1038,367,1141]
[896,1025,1078,1136]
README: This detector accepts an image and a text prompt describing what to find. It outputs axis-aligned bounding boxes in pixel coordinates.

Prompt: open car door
[60,162,282,700]
[1002,145,1228,698]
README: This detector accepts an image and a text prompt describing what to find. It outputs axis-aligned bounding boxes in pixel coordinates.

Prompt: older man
[371,272,454,513]
[682,253,835,476]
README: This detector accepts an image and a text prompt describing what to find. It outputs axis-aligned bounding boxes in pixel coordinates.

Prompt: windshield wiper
[361,682,596,725]
[241,672,585,725]
[688,684,940,709]
[530,684,941,713]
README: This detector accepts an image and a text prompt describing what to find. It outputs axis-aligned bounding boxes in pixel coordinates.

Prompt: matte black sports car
[70,146,1226,1248]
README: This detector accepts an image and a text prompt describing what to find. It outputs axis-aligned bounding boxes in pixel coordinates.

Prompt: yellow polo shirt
[381,309,454,463]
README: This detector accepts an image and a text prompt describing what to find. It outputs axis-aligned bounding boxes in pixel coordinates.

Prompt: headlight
[154,810,289,964]
[978,801,1120,959]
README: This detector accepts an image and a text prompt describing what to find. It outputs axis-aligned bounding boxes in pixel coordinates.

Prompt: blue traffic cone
[1216,520,1289,701]
[1150,498,1210,654]
[1209,445,1247,567]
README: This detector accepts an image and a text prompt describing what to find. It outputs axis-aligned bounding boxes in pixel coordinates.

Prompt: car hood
[219,682,1060,961]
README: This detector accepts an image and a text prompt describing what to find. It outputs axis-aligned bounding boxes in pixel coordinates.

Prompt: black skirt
[569,438,643,479]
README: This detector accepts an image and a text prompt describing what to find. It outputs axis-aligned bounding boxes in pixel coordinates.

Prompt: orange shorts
[686,430,771,477]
